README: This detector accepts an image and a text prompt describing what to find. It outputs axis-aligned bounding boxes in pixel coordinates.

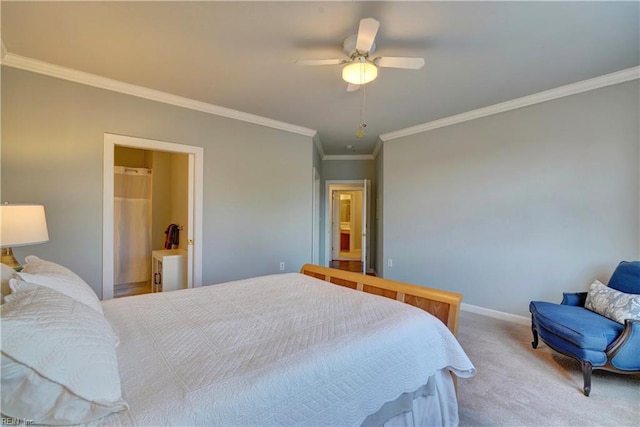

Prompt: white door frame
[311,167,321,265]
[331,191,343,261]
[362,179,369,274]
[102,133,204,300]
[324,180,369,272]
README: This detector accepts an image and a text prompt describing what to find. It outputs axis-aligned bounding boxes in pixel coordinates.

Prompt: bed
[1,258,476,426]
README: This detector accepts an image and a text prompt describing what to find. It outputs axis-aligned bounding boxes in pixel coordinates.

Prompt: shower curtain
[114,166,152,286]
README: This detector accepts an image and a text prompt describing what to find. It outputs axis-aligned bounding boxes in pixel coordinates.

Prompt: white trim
[102,133,204,300]
[3,50,636,157]
[1,52,317,138]
[102,141,115,300]
[372,139,383,159]
[312,167,321,265]
[323,154,375,161]
[380,66,640,142]
[461,303,530,326]
[312,133,325,160]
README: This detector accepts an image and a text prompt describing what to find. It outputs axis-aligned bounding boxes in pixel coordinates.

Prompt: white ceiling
[2,1,638,156]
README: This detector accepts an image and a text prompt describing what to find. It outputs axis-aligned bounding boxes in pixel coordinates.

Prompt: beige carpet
[456,311,640,426]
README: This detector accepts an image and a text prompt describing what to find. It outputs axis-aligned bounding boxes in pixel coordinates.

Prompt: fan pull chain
[357,66,367,138]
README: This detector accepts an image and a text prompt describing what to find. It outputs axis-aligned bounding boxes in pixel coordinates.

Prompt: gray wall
[321,159,376,182]
[382,81,639,317]
[1,67,314,297]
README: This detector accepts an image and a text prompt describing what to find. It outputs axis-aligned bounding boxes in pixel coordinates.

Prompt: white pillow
[4,277,39,304]
[585,280,640,325]
[18,255,103,314]
[6,276,120,348]
[1,284,128,425]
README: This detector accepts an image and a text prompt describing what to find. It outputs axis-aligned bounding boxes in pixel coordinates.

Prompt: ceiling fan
[295,18,425,92]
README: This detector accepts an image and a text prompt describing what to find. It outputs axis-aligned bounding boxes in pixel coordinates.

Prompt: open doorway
[111,146,189,297]
[333,191,363,261]
[102,133,203,300]
[325,180,370,274]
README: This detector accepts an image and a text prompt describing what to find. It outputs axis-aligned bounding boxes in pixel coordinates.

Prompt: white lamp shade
[342,61,378,85]
[1,204,49,247]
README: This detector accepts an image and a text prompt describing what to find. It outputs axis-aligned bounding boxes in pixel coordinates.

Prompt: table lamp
[1,204,49,268]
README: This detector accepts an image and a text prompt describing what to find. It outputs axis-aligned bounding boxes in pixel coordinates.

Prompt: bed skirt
[365,369,459,427]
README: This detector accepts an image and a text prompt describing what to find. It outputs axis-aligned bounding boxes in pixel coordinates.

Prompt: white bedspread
[97,273,475,426]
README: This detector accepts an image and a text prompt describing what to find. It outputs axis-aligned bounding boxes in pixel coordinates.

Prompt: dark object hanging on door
[164,224,180,249]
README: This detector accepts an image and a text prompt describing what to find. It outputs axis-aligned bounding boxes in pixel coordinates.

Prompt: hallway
[329,260,375,276]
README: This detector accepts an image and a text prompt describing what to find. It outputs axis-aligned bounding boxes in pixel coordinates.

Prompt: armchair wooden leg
[531,325,539,349]
[580,360,592,396]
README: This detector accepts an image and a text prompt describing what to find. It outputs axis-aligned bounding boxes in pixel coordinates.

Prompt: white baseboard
[461,303,530,326]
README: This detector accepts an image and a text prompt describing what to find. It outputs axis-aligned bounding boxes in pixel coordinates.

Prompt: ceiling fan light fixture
[342,61,377,85]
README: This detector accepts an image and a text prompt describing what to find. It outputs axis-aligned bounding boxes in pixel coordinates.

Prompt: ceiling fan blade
[376,57,425,69]
[295,59,344,66]
[346,83,360,92]
[355,18,380,53]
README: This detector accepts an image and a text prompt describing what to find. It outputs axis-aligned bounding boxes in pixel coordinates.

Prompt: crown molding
[312,133,325,159]
[380,66,640,142]
[0,52,317,138]
[372,138,383,159]
[323,154,375,161]
[3,50,636,152]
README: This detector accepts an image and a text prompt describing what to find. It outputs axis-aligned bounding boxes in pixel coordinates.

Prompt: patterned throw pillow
[584,280,640,324]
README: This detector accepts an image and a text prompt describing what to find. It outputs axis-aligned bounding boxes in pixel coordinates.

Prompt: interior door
[331,191,341,260]
[361,179,369,274]
[186,154,194,287]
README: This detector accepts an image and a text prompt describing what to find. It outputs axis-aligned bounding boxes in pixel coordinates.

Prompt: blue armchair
[529,261,640,396]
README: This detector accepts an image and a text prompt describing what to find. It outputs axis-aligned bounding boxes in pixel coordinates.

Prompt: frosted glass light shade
[1,204,49,247]
[342,61,378,85]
